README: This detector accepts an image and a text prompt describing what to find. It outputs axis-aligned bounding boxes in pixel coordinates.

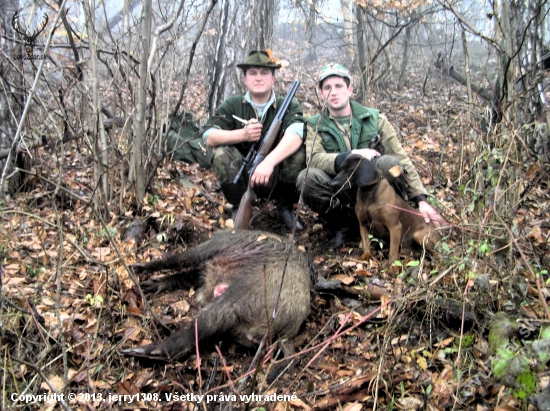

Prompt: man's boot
[275,183,303,230]
[278,201,303,230]
[220,183,245,220]
[326,227,349,249]
[324,207,357,249]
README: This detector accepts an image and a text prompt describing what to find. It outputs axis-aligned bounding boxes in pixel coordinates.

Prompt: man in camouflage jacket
[297,63,443,247]
[203,50,305,229]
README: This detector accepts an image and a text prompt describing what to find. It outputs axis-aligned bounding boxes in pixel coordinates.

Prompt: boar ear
[354,159,379,187]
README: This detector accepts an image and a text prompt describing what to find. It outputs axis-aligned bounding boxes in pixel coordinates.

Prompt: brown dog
[331,154,440,261]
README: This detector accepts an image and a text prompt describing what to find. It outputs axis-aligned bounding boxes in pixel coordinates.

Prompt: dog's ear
[354,159,379,187]
[331,155,362,191]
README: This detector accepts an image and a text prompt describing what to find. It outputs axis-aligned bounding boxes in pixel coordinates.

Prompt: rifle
[233,80,300,229]
[232,139,258,185]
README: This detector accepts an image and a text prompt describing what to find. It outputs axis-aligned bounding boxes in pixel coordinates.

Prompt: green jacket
[306,101,379,153]
[204,94,304,155]
[305,100,427,198]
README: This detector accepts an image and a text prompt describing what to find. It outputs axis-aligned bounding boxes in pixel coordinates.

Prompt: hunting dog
[331,154,440,261]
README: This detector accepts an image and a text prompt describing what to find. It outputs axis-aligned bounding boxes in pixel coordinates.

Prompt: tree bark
[397,15,413,90]
[206,0,275,115]
[497,0,548,158]
[355,6,370,102]
[107,0,140,31]
[341,0,355,65]
[461,28,473,105]
[84,0,110,215]
[0,0,23,193]
[133,0,153,202]
[304,0,318,62]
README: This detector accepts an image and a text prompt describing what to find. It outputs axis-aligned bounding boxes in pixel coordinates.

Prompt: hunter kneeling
[202,50,305,230]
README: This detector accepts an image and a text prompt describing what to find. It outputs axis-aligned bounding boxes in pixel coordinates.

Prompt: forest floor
[1,69,549,411]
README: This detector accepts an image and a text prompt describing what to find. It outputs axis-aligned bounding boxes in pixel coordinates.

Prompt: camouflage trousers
[296,154,408,215]
[212,144,306,204]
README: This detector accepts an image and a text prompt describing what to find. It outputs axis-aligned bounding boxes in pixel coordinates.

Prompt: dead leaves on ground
[1,74,549,410]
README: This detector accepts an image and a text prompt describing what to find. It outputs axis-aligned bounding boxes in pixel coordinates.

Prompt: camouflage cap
[237,50,282,70]
[318,63,351,86]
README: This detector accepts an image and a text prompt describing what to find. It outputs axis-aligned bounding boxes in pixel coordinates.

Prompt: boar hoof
[140,278,170,294]
[122,344,169,359]
[266,358,294,383]
[130,263,147,275]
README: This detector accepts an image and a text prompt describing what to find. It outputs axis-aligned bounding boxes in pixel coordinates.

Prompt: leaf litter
[1,72,549,410]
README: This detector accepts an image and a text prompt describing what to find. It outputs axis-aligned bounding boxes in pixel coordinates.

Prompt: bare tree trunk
[397,17,413,90]
[355,6,370,102]
[498,0,548,158]
[0,0,22,193]
[522,0,549,156]
[123,0,134,190]
[0,1,66,196]
[206,0,275,115]
[496,0,548,206]
[461,28,473,106]
[133,0,153,202]
[107,0,140,31]
[84,0,110,215]
[147,0,185,71]
[305,0,317,62]
[498,0,518,126]
[341,0,355,65]
[170,0,218,118]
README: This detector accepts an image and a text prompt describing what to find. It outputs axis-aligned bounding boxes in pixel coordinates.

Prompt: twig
[284,300,392,395]
[9,356,69,410]
[215,345,236,393]
[492,124,549,319]
[195,319,202,388]
[0,0,69,195]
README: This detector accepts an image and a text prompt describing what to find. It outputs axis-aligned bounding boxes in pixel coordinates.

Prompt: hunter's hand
[250,160,274,187]
[418,201,444,227]
[351,148,381,161]
[241,118,262,142]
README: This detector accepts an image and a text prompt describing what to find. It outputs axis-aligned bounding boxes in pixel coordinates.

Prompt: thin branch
[0,0,69,195]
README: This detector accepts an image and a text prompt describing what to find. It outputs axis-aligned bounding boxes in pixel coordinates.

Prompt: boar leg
[266,339,296,382]
[130,235,228,276]
[123,293,238,360]
[139,269,200,294]
[130,253,201,275]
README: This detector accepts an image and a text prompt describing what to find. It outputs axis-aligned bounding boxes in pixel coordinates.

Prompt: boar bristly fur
[124,230,313,370]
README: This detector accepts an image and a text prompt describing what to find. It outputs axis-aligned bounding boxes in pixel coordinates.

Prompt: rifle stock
[233,185,257,229]
[233,118,283,228]
[233,80,300,229]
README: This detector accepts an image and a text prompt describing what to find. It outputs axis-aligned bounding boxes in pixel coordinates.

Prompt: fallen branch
[435,54,494,102]
[310,372,412,410]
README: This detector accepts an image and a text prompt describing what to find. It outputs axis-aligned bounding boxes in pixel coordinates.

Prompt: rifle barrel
[255,80,300,157]
[233,80,301,229]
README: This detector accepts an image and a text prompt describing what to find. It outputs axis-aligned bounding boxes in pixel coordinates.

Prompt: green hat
[318,63,351,86]
[237,50,282,70]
